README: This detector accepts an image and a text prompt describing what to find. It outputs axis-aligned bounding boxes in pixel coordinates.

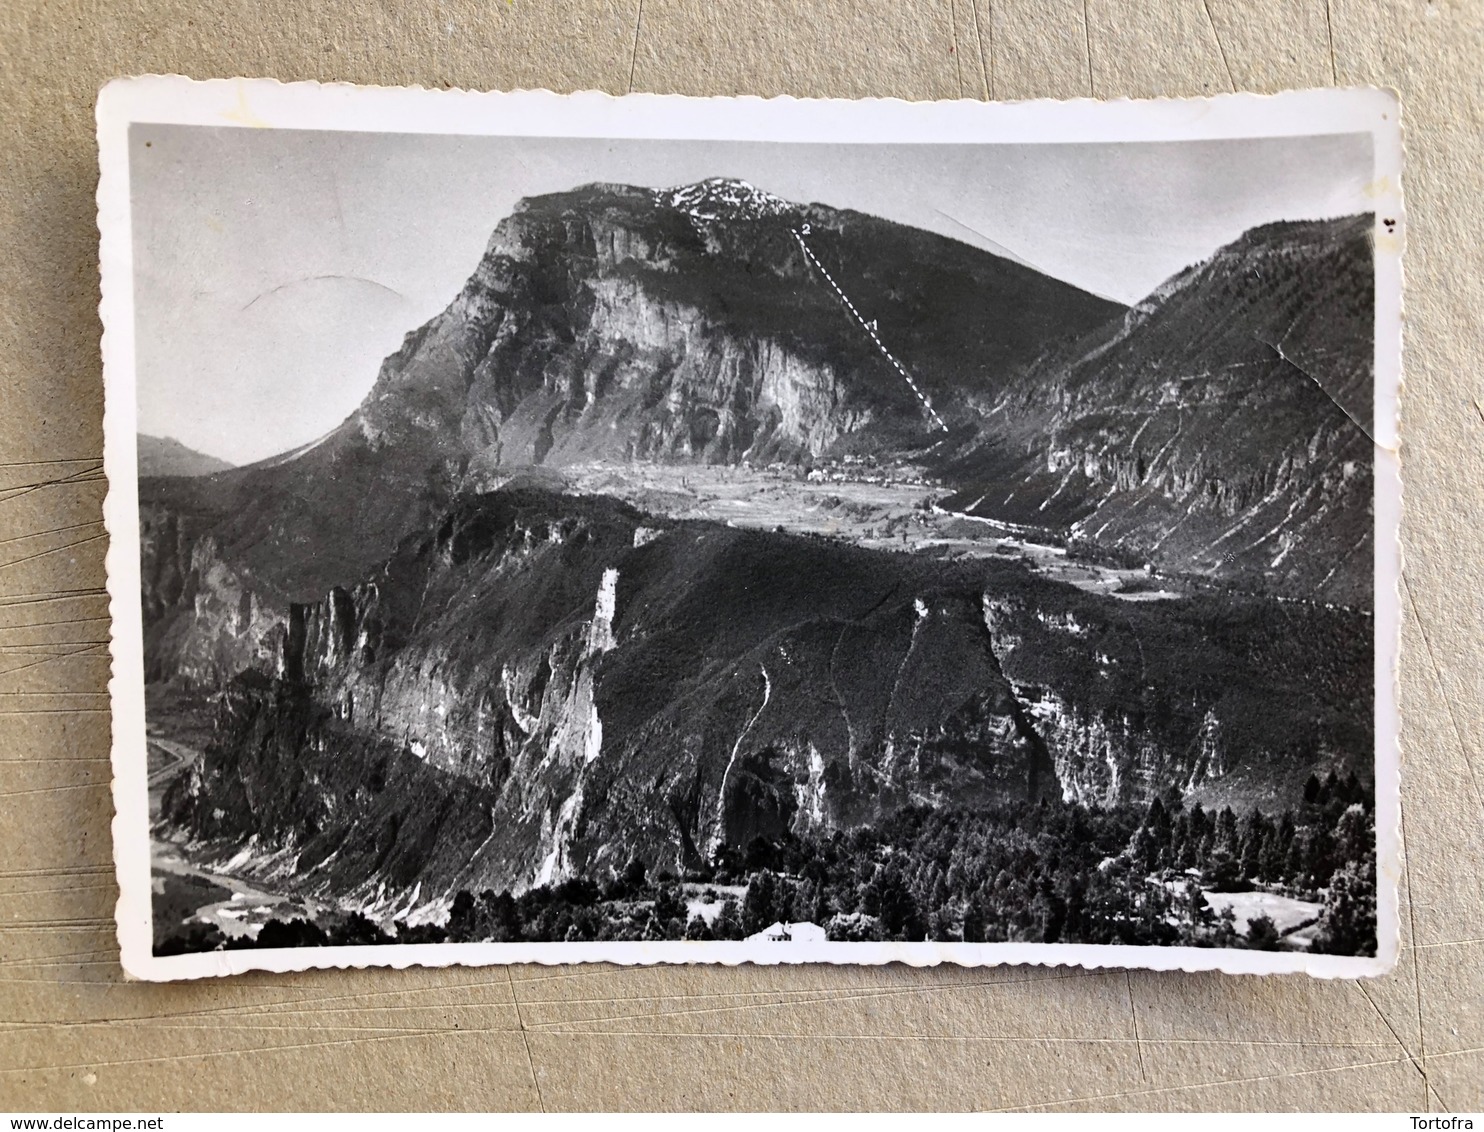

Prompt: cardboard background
[1,0,1479,1111]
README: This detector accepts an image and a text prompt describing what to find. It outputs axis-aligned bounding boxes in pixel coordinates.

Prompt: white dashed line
[792,228,948,432]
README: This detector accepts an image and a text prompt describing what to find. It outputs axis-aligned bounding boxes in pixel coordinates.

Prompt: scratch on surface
[507,968,547,1111]
[0,1001,1422,1060]
[0,458,98,470]
[1256,333,1382,448]
[0,916,114,930]
[2,975,529,1029]
[512,956,1047,996]
[949,0,964,94]
[0,783,107,800]
[0,532,107,575]
[0,945,117,965]
[0,1027,480,1077]
[970,0,992,99]
[0,644,107,682]
[0,687,106,693]
[0,639,108,652]
[1202,0,1237,92]
[241,274,404,313]
[0,614,109,632]
[1081,0,1095,96]
[1404,575,1484,813]
[60,998,514,1028]
[1355,979,1441,1110]
[1000,1052,1415,1111]
[1399,798,1433,1112]
[627,0,644,94]
[1124,972,1147,1081]
[0,465,105,508]
[524,971,1098,1030]
[0,881,117,898]
[1325,0,1339,84]
[0,519,103,550]
[0,707,108,716]
[0,588,106,609]
[0,1018,492,1035]
[0,924,114,939]
[467,1031,1393,1049]
[218,975,527,1014]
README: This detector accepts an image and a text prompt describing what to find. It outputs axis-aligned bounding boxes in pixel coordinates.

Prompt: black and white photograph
[99,80,1401,979]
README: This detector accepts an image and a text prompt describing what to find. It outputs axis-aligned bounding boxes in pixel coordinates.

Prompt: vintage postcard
[98,79,1402,980]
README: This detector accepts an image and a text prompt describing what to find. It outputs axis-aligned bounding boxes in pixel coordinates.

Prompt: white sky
[130,127,1373,465]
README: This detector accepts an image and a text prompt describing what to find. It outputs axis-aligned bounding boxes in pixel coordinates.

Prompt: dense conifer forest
[159,770,1375,957]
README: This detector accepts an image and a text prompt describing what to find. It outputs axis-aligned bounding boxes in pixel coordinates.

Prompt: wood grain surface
[1,0,1480,1112]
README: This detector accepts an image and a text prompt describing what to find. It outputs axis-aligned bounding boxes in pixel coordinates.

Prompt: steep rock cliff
[162,487,1371,911]
[939,214,1376,604]
[141,179,1120,608]
[166,489,1063,900]
[144,187,1379,918]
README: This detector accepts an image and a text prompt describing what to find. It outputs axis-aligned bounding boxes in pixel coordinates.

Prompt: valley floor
[542,461,1180,601]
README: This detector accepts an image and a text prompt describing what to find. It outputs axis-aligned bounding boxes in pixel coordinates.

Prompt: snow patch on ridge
[662,178,794,221]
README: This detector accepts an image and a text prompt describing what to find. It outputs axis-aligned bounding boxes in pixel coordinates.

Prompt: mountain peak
[661,177,796,221]
[138,433,235,478]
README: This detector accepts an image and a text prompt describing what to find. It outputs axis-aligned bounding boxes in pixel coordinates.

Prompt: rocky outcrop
[940,214,1376,605]
[138,179,1120,604]
[162,489,1059,902]
[144,187,1378,921]
[161,487,1372,913]
[138,502,287,686]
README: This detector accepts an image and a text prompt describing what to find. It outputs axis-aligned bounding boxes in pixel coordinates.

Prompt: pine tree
[652,884,687,927]
[1318,769,1339,807]
[621,855,648,896]
[1132,796,1173,873]
[483,890,521,942]
[1286,829,1310,888]
[1215,807,1239,856]
[447,890,478,941]
[1211,904,1239,949]
[713,897,744,940]
[1334,803,1372,863]
[1170,819,1189,872]
[770,878,798,926]
[684,914,714,941]
[1314,855,1377,956]
[642,910,668,940]
[961,899,986,943]
[1177,877,1210,932]
[1238,810,1265,882]
[864,864,921,939]
[1245,913,1282,951]
[1308,826,1337,891]
[1303,773,1322,806]
[929,868,950,914]
[1266,812,1296,885]
[709,843,742,884]
[1186,804,1210,869]
[742,870,777,934]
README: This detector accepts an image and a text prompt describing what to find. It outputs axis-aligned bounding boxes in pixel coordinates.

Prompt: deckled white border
[98,77,1404,981]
